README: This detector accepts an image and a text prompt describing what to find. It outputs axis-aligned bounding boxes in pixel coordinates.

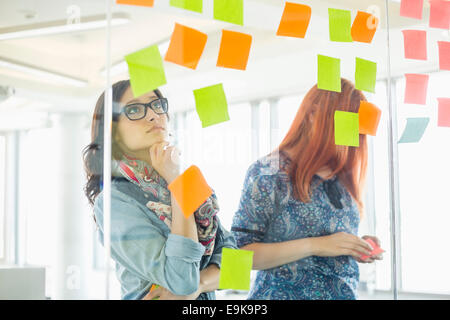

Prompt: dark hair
[82,80,164,206]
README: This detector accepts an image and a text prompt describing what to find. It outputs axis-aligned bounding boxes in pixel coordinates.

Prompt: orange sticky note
[402,30,427,60]
[358,101,381,136]
[438,41,450,71]
[429,0,450,29]
[437,98,450,127]
[360,238,385,261]
[400,0,424,19]
[164,23,208,70]
[168,165,213,219]
[276,2,311,38]
[116,0,154,7]
[351,11,379,43]
[404,73,429,105]
[216,30,252,70]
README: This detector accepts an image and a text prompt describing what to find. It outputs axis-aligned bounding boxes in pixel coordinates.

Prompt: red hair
[278,79,368,216]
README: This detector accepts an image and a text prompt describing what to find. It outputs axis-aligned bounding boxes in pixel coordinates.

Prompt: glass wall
[0,0,448,300]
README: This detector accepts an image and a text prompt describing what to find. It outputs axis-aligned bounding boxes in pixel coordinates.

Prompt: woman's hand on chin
[149,141,181,184]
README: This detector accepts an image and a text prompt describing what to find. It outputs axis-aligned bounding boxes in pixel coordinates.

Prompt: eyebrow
[125,96,158,105]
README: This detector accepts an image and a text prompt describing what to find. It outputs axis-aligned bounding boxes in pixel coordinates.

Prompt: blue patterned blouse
[231,150,361,300]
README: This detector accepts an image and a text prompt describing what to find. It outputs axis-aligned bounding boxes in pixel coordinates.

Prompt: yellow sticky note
[125,45,167,98]
[335,111,359,147]
[219,248,253,291]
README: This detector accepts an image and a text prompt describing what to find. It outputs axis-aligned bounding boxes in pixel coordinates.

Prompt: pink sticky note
[404,74,429,105]
[400,0,424,19]
[402,30,427,60]
[360,238,385,261]
[429,0,450,29]
[438,41,450,71]
[438,98,450,127]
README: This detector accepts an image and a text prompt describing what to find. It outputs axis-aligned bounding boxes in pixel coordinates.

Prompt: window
[177,103,252,230]
[0,135,5,260]
[395,72,450,295]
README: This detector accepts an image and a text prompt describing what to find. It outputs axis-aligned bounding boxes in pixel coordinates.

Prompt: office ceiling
[0,0,444,124]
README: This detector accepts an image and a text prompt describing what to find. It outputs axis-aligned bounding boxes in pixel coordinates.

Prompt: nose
[145,107,160,122]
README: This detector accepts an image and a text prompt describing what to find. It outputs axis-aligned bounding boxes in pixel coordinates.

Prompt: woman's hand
[142,285,201,300]
[355,235,384,264]
[311,232,374,259]
[149,141,181,184]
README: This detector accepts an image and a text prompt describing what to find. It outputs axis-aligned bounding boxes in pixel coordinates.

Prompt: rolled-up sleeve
[94,189,205,296]
[231,164,277,248]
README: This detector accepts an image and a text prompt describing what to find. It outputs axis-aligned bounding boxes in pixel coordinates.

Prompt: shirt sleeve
[231,163,277,248]
[94,189,205,296]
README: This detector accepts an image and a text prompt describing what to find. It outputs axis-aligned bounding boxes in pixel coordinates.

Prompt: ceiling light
[0,13,130,41]
[0,58,88,87]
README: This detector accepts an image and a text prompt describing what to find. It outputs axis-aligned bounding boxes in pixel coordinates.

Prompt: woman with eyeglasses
[231,79,383,300]
[83,80,237,300]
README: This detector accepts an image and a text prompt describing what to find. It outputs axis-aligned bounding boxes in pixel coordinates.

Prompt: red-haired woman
[231,79,383,300]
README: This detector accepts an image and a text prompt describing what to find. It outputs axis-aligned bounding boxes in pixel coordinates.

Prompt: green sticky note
[214,0,243,26]
[318,54,341,92]
[398,118,430,143]
[193,83,230,128]
[329,8,353,42]
[355,57,377,93]
[125,45,167,98]
[170,0,202,13]
[219,248,253,291]
[335,111,359,147]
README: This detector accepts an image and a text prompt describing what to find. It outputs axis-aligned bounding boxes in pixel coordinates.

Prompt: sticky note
[359,101,382,136]
[276,2,312,38]
[355,57,377,93]
[398,117,430,143]
[116,0,154,6]
[317,55,341,93]
[168,165,213,219]
[194,83,230,128]
[150,284,160,300]
[169,0,202,13]
[213,0,243,26]
[164,23,207,70]
[438,41,450,70]
[429,0,450,29]
[402,30,427,60]
[351,11,379,44]
[217,30,252,70]
[219,248,253,291]
[438,98,450,127]
[404,73,429,105]
[360,238,385,261]
[125,45,167,98]
[400,0,424,19]
[334,111,359,147]
[328,8,353,42]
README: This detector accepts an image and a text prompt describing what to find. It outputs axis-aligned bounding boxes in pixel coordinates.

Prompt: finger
[150,145,158,163]
[346,242,372,256]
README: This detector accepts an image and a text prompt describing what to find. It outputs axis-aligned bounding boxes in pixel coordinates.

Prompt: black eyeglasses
[121,98,168,121]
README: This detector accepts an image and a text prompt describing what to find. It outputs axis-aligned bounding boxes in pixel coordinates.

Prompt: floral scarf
[112,154,218,255]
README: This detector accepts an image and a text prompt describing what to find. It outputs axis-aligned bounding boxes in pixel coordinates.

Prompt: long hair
[278,78,368,216]
[82,80,164,206]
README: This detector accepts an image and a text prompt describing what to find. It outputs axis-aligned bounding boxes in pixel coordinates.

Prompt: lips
[147,126,164,133]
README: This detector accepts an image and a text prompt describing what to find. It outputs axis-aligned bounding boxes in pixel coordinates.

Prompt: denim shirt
[94,177,237,300]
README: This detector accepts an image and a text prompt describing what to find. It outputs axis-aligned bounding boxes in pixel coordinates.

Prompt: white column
[52,113,91,300]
